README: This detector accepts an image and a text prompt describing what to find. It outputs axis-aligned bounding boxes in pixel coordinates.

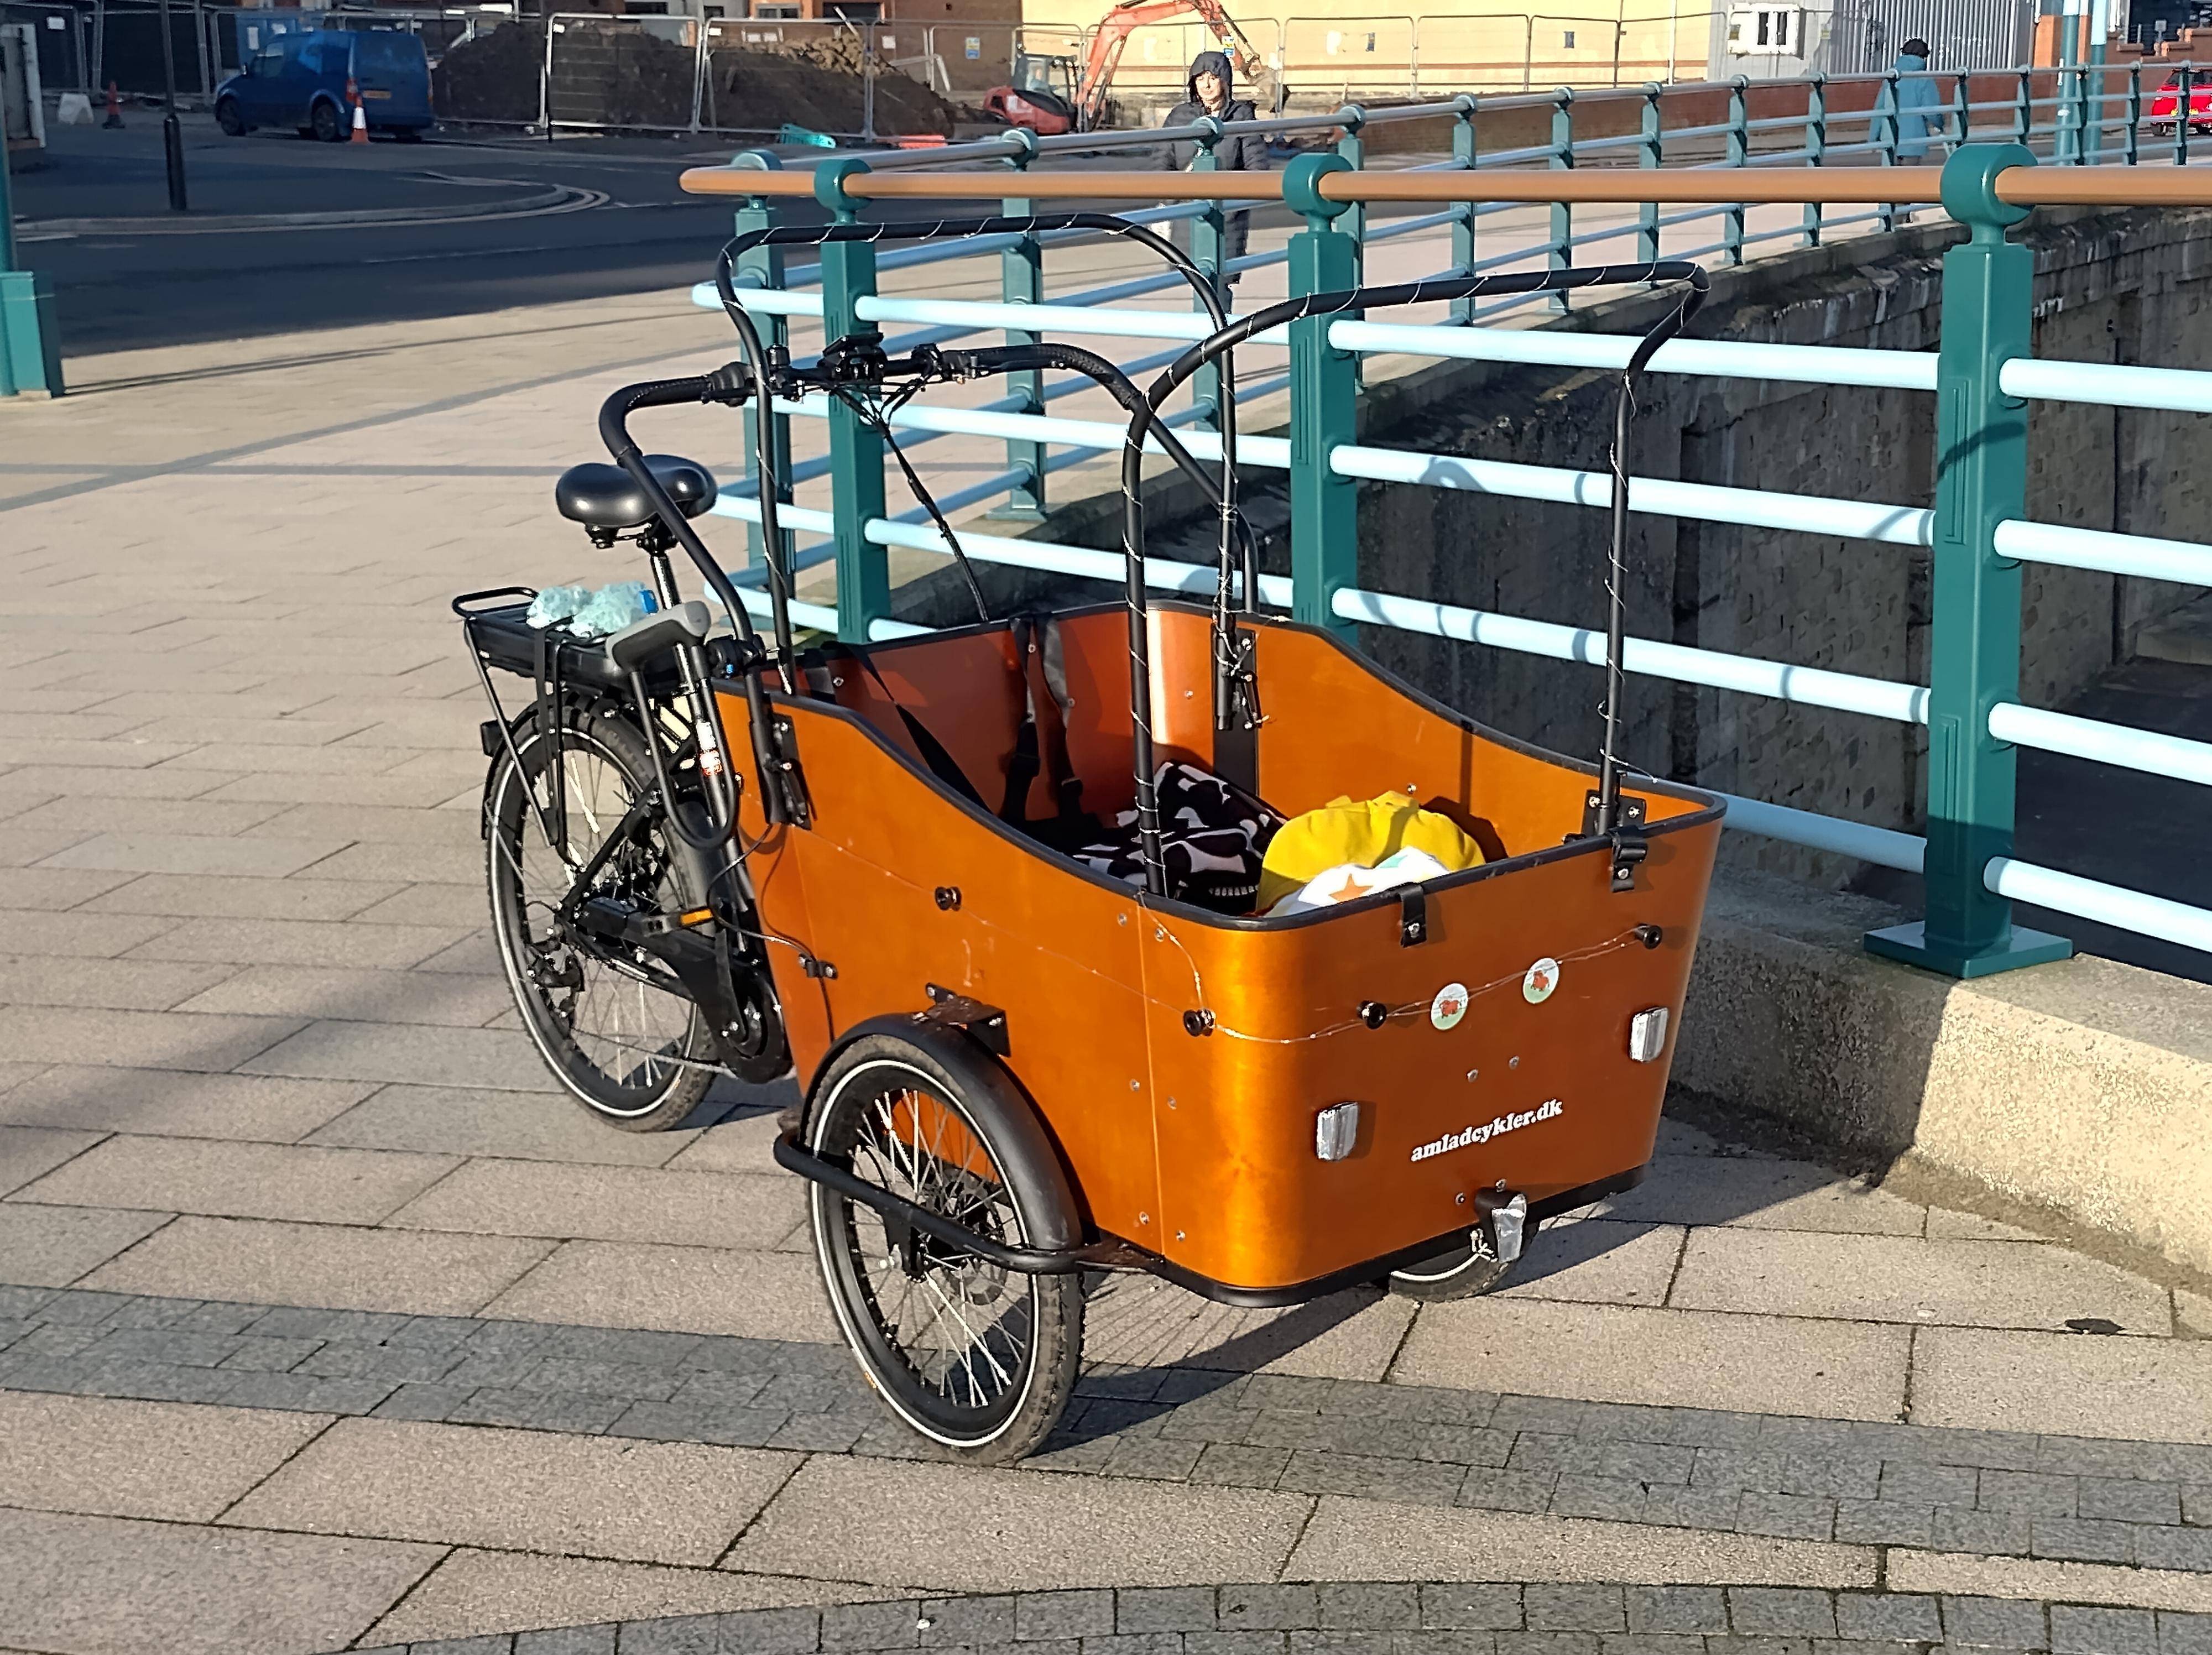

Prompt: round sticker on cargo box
[1430,981,1469,1031]
[1522,957,1560,1004]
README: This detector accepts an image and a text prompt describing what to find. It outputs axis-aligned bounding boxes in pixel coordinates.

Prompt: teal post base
[0,271,64,399]
[1864,920,2073,978]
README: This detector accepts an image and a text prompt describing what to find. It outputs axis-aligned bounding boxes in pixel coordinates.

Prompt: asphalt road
[10,113,1267,356]
[12,115,788,354]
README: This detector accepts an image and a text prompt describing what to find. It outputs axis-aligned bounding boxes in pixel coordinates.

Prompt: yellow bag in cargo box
[1256,791,1485,914]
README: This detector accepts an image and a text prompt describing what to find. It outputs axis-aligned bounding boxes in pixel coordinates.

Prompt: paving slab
[0,866,143,910]
[238,1019,559,1090]
[239,802,486,847]
[1886,1551,2212,1612]
[0,1066,374,1141]
[662,1105,792,1177]
[0,1125,103,1197]
[1083,1276,1417,1381]
[1910,1328,2212,1444]
[1597,1157,1928,1238]
[0,1005,304,1072]
[0,1202,172,1286]
[724,1454,1312,1589]
[306,1084,710,1166]
[0,953,242,1012]
[0,909,184,959]
[79,1214,553,1314]
[363,1549,885,1645]
[0,1389,331,1522]
[0,1504,441,1655]
[1285,1497,1880,1587]
[79,871,404,921]
[221,1417,799,1565]
[383,1160,805,1250]
[125,916,473,969]
[37,831,358,880]
[1497,1220,1685,1306]
[486,1239,837,1341]
[1390,1297,1908,1421]
[12,1135,462,1225]
[170,965,515,1027]
[1668,1231,2176,1334]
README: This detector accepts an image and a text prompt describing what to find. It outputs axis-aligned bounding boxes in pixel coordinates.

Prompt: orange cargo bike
[456,210,1724,1463]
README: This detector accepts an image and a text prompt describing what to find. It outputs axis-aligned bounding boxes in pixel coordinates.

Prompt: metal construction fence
[667,101,2212,981]
[22,0,2110,127]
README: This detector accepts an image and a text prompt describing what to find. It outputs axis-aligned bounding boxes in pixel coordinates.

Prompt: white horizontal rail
[778,398,1295,471]
[866,517,1294,607]
[2000,357,2212,414]
[1986,857,2212,953]
[1717,792,1928,872]
[860,296,1298,349]
[1990,702,2212,787]
[1331,587,1929,723]
[1329,322,1940,393]
[1331,446,1936,548]
[1994,518,2212,584]
[707,495,836,535]
[696,284,823,319]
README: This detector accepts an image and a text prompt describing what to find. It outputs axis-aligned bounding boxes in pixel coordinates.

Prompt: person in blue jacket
[1894,39,1947,160]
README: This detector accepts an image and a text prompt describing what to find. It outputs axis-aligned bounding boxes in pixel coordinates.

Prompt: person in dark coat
[1159,49,1270,281]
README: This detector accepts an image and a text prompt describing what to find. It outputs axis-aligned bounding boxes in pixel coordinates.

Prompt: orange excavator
[983,0,1280,135]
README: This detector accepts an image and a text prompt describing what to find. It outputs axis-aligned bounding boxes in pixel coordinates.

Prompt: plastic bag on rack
[567,582,659,638]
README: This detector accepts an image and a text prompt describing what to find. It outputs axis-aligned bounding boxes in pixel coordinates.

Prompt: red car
[2149,74,2212,135]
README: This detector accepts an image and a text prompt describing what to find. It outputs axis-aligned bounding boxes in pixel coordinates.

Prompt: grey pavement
[3,198,2211,1654]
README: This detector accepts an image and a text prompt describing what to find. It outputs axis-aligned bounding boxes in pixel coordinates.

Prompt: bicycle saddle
[555,454,718,531]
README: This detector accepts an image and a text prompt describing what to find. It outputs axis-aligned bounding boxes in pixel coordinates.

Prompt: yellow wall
[1008,0,1718,100]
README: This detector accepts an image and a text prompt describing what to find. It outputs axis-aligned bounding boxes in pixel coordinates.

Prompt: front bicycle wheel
[486,708,714,1130]
[807,1034,1083,1464]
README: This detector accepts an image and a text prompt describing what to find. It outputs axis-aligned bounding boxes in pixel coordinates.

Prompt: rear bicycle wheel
[486,708,714,1131]
[807,1035,1082,1464]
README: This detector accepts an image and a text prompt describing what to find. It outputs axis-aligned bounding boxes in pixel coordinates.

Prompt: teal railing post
[1725,76,1748,265]
[1953,69,1970,150]
[2013,68,2031,148]
[1282,153,1359,638]
[1548,87,1573,314]
[1876,71,1900,233]
[1638,82,1662,264]
[1336,103,1368,385]
[732,153,790,576]
[1188,116,1228,435]
[815,157,889,643]
[1448,94,1478,322]
[2175,65,2190,168]
[2125,63,2140,166]
[995,125,1046,521]
[1866,145,2072,978]
[1803,73,1827,247]
[2087,1,2107,163]
[0,113,64,400]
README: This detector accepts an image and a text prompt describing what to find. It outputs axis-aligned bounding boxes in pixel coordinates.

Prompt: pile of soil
[432,22,547,126]
[703,33,975,137]
[430,15,979,136]
[546,22,700,129]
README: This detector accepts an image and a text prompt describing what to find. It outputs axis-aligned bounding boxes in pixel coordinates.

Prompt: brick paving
[343,1584,2212,1655]
[4,1283,2211,1572]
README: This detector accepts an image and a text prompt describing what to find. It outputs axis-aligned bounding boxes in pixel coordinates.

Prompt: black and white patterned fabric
[1072,761,1282,912]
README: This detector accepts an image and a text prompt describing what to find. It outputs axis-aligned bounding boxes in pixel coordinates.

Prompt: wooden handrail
[678,162,2212,210]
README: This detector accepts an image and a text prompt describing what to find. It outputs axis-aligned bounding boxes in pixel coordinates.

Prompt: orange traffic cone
[102,80,124,128]
[347,76,368,143]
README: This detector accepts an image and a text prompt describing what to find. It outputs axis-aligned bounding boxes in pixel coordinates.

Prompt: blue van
[214,29,432,143]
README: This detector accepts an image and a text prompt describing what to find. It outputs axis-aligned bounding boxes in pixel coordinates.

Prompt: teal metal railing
[685,121,2212,980]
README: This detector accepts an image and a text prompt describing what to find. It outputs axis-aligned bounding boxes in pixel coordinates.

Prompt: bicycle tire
[486,707,715,1131]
